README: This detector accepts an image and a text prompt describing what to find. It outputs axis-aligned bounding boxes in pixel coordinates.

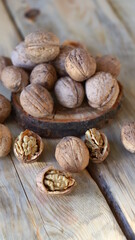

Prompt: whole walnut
[1,66,29,92]
[0,124,12,157]
[55,136,89,173]
[65,48,96,82]
[96,55,121,77]
[25,31,60,63]
[11,42,36,70]
[20,83,54,118]
[0,56,11,78]
[54,76,84,108]
[0,94,11,123]
[85,72,119,110]
[30,63,57,90]
[121,122,135,153]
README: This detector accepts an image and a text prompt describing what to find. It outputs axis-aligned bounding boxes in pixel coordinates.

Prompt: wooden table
[0,1,135,239]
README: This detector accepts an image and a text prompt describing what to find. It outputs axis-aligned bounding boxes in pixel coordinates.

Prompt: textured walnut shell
[20,83,54,118]
[0,94,11,123]
[65,48,96,82]
[0,124,12,157]
[1,66,29,92]
[55,136,89,173]
[0,56,12,78]
[85,128,110,163]
[30,63,57,90]
[14,129,44,163]
[25,31,60,63]
[85,72,119,111]
[54,76,84,108]
[96,55,121,77]
[121,122,135,153]
[11,42,36,70]
[36,165,76,195]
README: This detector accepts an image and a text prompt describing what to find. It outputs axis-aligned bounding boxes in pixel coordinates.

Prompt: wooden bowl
[11,82,123,138]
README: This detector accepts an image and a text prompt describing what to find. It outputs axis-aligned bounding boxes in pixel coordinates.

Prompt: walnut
[55,136,89,173]
[0,124,12,157]
[96,55,121,77]
[54,76,84,108]
[14,129,44,163]
[11,42,36,70]
[36,166,76,195]
[25,31,60,63]
[85,128,110,163]
[30,63,57,90]
[62,40,86,49]
[0,56,11,78]
[121,122,135,153]
[65,48,96,82]
[85,72,119,111]
[20,83,54,118]
[0,94,11,123]
[1,66,29,92]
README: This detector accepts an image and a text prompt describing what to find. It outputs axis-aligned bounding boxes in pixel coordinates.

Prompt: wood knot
[24,9,40,21]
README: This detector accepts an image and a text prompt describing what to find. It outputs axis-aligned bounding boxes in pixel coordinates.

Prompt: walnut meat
[1,66,29,92]
[55,136,89,173]
[65,48,96,82]
[0,94,11,123]
[0,124,12,157]
[30,63,57,90]
[85,128,110,163]
[25,31,60,63]
[14,129,44,163]
[36,166,76,195]
[0,56,11,78]
[20,84,54,118]
[121,122,135,153]
[54,76,84,108]
[11,42,36,70]
[85,72,119,110]
[96,55,121,77]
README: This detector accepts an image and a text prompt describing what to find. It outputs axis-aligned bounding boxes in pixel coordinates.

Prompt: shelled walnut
[14,129,44,163]
[1,66,29,92]
[36,166,76,195]
[121,122,135,153]
[0,124,12,157]
[0,94,11,123]
[55,136,89,172]
[0,56,11,78]
[85,128,110,163]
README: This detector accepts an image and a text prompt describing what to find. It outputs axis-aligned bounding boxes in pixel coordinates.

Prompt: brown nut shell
[25,31,60,63]
[62,40,86,49]
[14,129,44,163]
[36,165,76,195]
[96,55,120,77]
[0,56,12,78]
[30,63,57,90]
[20,83,54,118]
[0,94,11,123]
[85,128,110,163]
[0,124,12,157]
[121,122,135,153]
[65,48,96,82]
[55,136,89,173]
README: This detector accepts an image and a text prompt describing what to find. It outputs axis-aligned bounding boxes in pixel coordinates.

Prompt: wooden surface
[0,0,135,239]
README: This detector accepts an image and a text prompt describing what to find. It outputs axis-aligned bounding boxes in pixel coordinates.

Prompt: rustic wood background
[0,0,135,239]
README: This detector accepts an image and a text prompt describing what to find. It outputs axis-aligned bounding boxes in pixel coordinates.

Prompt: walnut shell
[96,55,121,77]
[14,129,44,163]
[30,63,57,90]
[85,128,110,163]
[25,31,60,63]
[121,122,135,153]
[0,124,12,157]
[55,136,89,173]
[11,42,36,70]
[85,72,119,111]
[0,94,11,123]
[54,76,84,108]
[0,56,12,78]
[62,40,86,49]
[65,48,96,82]
[20,83,54,118]
[36,165,76,195]
[1,66,29,92]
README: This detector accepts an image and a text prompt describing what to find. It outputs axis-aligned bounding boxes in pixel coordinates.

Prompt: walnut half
[36,166,76,195]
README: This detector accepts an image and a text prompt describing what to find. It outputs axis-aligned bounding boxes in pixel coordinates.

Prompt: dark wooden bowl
[11,82,123,138]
